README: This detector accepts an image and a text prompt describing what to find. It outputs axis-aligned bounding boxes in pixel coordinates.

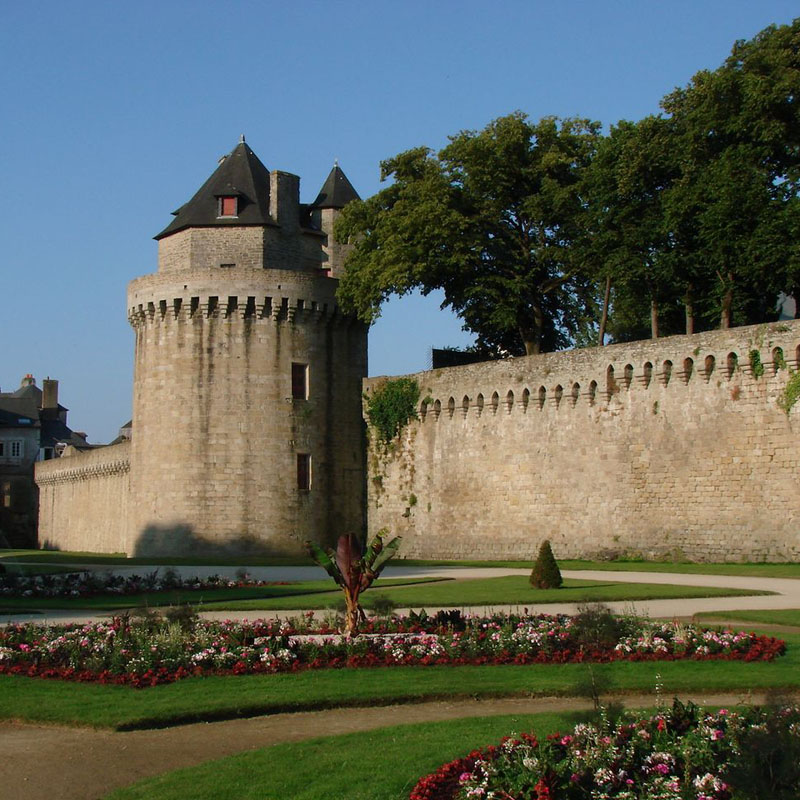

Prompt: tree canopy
[336,19,800,354]
[336,114,600,356]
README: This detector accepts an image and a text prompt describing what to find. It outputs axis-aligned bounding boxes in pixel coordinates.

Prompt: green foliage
[779,370,800,414]
[749,349,765,378]
[365,378,420,444]
[569,603,631,649]
[774,347,787,371]
[529,540,563,589]
[336,113,601,356]
[305,530,402,635]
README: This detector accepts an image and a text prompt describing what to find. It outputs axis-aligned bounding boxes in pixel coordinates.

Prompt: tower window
[297,453,311,491]
[218,196,238,217]
[292,363,308,400]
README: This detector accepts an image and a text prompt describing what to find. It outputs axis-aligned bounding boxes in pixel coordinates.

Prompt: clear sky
[2,1,797,442]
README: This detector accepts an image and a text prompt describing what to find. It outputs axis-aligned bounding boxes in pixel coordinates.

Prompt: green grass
[399,559,800,579]
[2,633,798,730]
[203,575,767,611]
[696,609,800,627]
[4,548,800,578]
[0,577,440,612]
[106,711,583,800]
[0,575,764,613]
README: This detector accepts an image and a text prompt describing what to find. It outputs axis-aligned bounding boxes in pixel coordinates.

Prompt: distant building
[0,376,88,547]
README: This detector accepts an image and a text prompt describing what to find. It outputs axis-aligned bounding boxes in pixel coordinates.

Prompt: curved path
[1,691,793,800]
[3,567,800,626]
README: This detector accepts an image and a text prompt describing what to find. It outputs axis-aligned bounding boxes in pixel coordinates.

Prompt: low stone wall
[35,441,130,554]
[365,321,800,563]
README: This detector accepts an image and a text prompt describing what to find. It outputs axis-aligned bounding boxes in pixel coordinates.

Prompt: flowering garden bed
[0,611,785,688]
[410,700,800,799]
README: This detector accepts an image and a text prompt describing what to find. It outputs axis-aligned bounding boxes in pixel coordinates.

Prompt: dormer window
[218,196,238,218]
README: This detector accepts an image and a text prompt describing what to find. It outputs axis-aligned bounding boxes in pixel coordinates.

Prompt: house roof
[155,138,275,240]
[311,164,360,209]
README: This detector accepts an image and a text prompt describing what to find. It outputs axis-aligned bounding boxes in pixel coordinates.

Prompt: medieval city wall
[35,441,130,553]
[365,321,800,562]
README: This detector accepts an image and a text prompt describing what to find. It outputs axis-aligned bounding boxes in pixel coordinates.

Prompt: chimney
[269,171,300,231]
[42,378,59,410]
[20,374,36,388]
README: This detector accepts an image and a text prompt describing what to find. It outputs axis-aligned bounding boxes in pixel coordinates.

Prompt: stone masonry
[36,141,367,557]
[365,321,800,562]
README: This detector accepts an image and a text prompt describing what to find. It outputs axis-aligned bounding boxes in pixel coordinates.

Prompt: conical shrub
[530,539,563,589]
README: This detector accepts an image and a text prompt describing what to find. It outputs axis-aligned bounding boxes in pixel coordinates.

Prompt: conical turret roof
[311,164,360,209]
[155,138,275,239]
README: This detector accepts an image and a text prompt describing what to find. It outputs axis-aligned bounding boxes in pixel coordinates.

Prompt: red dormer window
[218,196,238,217]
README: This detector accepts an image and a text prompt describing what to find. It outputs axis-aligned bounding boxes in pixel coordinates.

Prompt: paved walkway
[3,566,799,626]
[1,691,791,800]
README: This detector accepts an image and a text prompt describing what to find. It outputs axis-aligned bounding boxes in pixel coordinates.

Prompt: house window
[2,482,10,509]
[218,196,238,217]
[292,363,308,400]
[297,453,311,491]
[0,440,22,461]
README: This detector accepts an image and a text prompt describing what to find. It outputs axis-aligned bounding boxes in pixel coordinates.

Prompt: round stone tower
[126,138,367,557]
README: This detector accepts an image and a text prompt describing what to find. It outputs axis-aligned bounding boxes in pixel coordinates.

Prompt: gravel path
[0,691,790,800]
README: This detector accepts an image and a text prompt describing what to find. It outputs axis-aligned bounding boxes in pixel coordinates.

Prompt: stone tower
[126,138,367,556]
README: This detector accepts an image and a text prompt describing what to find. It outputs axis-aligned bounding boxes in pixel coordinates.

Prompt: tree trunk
[684,285,695,335]
[520,302,544,355]
[650,299,659,339]
[598,275,611,346]
[343,588,364,637]
[719,271,734,329]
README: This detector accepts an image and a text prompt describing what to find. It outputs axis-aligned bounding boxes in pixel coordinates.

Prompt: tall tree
[661,19,800,328]
[335,113,601,355]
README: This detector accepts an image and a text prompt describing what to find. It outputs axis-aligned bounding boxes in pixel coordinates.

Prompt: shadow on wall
[132,524,305,559]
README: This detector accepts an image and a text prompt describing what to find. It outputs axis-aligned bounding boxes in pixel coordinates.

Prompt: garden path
[0,691,787,800]
[3,568,800,626]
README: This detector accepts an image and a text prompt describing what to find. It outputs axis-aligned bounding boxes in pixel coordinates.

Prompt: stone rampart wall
[365,321,800,562]
[35,441,130,554]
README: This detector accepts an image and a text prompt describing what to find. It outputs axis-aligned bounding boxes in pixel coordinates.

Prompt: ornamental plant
[412,700,800,799]
[530,540,563,589]
[306,529,401,636]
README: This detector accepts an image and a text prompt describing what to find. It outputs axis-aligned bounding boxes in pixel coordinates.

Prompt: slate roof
[155,139,275,240]
[311,164,361,209]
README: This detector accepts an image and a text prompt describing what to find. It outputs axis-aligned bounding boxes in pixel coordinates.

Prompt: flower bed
[0,569,287,599]
[411,700,800,799]
[0,612,784,688]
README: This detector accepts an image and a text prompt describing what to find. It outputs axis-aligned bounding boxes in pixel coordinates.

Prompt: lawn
[0,574,767,613]
[1,631,796,730]
[106,711,584,800]
[696,609,800,627]
[4,547,800,578]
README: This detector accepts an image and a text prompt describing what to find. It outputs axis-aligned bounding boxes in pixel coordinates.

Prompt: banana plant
[306,529,401,636]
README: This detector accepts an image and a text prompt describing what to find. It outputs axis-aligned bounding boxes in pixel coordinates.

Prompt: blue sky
[2,1,797,442]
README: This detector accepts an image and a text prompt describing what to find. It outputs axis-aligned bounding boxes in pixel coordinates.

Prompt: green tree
[530,539,562,589]
[335,113,601,356]
[660,19,800,329]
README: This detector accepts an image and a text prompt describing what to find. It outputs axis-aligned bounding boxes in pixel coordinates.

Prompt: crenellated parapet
[365,321,800,423]
[35,441,131,485]
[126,268,358,330]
